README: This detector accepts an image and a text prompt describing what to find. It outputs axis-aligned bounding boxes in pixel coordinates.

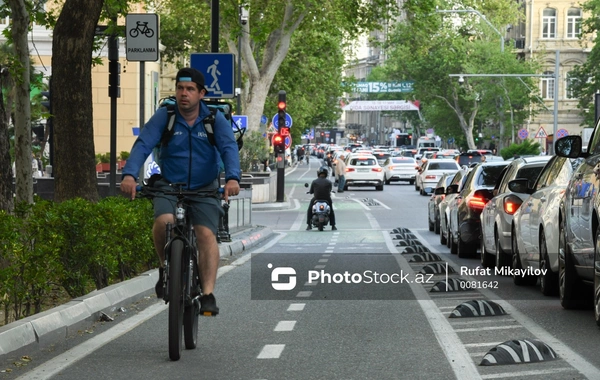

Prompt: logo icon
[268,263,296,290]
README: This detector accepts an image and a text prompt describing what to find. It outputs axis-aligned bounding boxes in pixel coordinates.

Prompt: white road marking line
[464,342,503,348]
[304,281,317,286]
[274,321,296,331]
[454,325,523,332]
[287,303,305,311]
[480,367,577,379]
[257,344,285,359]
[350,198,370,210]
[291,210,305,231]
[372,198,391,210]
[296,291,312,297]
[450,318,514,326]
[318,259,328,263]
[322,254,331,257]
[314,265,326,269]
[366,211,380,229]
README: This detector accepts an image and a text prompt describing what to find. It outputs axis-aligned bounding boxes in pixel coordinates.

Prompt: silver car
[415,159,460,196]
[382,156,418,185]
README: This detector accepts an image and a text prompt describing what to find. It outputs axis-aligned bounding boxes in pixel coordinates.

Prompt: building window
[565,72,577,99]
[566,8,582,39]
[541,71,555,100]
[542,8,556,39]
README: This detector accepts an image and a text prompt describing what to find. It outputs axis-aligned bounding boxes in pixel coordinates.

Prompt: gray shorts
[152,179,223,235]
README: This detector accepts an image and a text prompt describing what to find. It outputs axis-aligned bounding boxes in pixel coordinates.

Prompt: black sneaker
[306,225,312,230]
[155,267,164,299]
[200,293,219,316]
[331,226,337,231]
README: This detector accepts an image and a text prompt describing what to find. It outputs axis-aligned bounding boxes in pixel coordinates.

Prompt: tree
[0,43,15,213]
[6,0,33,207]
[380,0,539,150]
[154,0,399,133]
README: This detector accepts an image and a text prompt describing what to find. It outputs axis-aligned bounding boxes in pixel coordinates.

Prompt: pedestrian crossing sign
[534,127,548,139]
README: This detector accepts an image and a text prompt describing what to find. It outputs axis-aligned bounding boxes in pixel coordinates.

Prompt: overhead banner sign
[342,100,420,111]
[346,81,414,93]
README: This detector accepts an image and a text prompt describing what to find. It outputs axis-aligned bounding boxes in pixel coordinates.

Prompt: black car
[456,151,483,167]
[447,161,509,258]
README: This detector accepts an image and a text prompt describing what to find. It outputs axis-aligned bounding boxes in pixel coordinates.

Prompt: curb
[0,225,275,358]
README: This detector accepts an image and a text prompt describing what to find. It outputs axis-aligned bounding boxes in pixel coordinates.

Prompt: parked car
[415,159,461,195]
[439,167,472,247]
[382,156,418,185]
[428,173,455,234]
[480,156,552,270]
[343,154,385,191]
[555,133,600,322]
[511,156,583,295]
[447,161,509,258]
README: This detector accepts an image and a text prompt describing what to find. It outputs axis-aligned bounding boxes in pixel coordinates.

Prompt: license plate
[357,168,369,172]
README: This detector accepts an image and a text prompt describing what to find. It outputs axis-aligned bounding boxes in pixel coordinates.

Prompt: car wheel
[594,228,600,326]
[446,222,452,248]
[512,227,537,286]
[440,219,447,245]
[376,184,384,191]
[457,235,475,258]
[539,230,558,296]
[409,180,414,185]
[450,229,457,255]
[480,234,494,268]
[385,176,390,185]
[495,227,511,270]
[428,217,434,231]
[434,213,440,235]
[559,218,588,309]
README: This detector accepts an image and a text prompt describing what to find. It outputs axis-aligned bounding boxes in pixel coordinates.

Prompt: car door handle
[540,197,546,203]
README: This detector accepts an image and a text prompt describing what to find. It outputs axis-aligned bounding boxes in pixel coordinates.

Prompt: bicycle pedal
[201,311,217,317]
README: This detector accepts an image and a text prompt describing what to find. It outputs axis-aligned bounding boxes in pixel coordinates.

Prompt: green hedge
[0,197,155,325]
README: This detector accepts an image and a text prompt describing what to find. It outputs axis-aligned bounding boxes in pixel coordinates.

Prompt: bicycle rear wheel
[168,240,184,361]
[183,253,199,349]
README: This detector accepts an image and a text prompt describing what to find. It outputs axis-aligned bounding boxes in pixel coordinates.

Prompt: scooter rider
[306,166,337,230]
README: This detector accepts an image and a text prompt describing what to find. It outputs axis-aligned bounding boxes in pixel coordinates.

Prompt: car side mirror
[507,178,530,194]
[555,135,584,158]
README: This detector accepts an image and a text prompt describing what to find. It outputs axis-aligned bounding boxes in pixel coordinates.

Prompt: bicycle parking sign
[126,14,159,61]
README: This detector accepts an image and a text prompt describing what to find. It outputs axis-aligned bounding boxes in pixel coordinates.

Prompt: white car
[382,156,418,185]
[343,154,385,191]
[415,159,460,195]
[511,156,582,295]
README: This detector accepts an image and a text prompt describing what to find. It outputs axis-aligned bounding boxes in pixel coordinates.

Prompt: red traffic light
[278,101,286,111]
[273,134,284,144]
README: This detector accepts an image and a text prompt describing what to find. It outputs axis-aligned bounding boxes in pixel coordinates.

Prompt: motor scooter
[305,183,334,231]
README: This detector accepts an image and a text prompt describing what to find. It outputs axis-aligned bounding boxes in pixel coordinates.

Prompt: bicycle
[129,21,155,38]
[137,182,223,361]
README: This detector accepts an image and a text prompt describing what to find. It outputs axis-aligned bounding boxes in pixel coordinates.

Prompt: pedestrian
[335,154,346,192]
[120,67,241,316]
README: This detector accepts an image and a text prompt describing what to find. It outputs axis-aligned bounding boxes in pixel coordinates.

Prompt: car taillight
[372,167,382,172]
[468,196,487,210]
[503,195,523,215]
[346,168,355,172]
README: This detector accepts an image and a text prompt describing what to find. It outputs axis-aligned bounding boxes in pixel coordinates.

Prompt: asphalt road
[3,159,600,380]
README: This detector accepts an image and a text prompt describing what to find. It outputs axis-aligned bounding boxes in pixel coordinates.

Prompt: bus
[416,136,437,149]
[395,132,413,148]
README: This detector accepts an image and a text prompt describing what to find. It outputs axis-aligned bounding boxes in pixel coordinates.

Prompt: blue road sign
[190,53,235,99]
[556,128,569,139]
[260,115,268,125]
[272,112,293,130]
[232,115,248,130]
[448,137,454,144]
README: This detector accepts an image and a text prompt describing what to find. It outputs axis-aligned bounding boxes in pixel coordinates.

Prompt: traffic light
[109,61,121,98]
[273,133,285,154]
[32,124,45,145]
[277,90,288,136]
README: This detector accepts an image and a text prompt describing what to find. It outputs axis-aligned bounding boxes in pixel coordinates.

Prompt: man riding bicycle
[121,67,241,316]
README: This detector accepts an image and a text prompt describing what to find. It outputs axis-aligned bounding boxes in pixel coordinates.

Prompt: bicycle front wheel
[168,239,184,361]
[183,252,199,349]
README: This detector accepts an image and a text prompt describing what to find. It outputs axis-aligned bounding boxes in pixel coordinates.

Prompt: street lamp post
[450,51,560,151]
[436,9,504,52]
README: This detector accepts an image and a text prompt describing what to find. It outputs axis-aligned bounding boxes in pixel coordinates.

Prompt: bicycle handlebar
[136,184,224,198]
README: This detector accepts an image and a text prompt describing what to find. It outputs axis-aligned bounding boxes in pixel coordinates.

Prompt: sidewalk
[0,225,275,357]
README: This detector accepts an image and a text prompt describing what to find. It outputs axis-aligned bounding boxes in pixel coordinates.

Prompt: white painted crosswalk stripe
[257,344,285,359]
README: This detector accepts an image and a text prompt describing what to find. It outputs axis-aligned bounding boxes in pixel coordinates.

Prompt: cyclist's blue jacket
[122,101,241,190]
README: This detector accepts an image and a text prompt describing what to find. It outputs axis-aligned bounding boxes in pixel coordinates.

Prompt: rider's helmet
[317,166,329,177]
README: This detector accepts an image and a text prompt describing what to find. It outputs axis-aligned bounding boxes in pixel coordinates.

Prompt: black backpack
[157,96,244,151]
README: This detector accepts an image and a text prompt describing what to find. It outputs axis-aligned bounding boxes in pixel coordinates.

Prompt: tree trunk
[0,72,13,213]
[52,0,103,203]
[8,0,33,206]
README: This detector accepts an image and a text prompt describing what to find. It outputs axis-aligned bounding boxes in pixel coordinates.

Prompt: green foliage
[499,139,542,159]
[119,151,130,161]
[239,131,270,172]
[96,153,110,164]
[0,195,155,324]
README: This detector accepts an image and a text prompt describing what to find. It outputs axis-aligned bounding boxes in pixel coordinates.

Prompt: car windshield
[458,155,482,166]
[392,158,414,164]
[476,165,507,187]
[350,158,377,166]
[428,162,458,170]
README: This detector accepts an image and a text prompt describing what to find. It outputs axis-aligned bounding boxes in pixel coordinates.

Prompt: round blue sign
[260,115,268,125]
[556,129,569,139]
[272,113,293,130]
[518,128,529,140]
